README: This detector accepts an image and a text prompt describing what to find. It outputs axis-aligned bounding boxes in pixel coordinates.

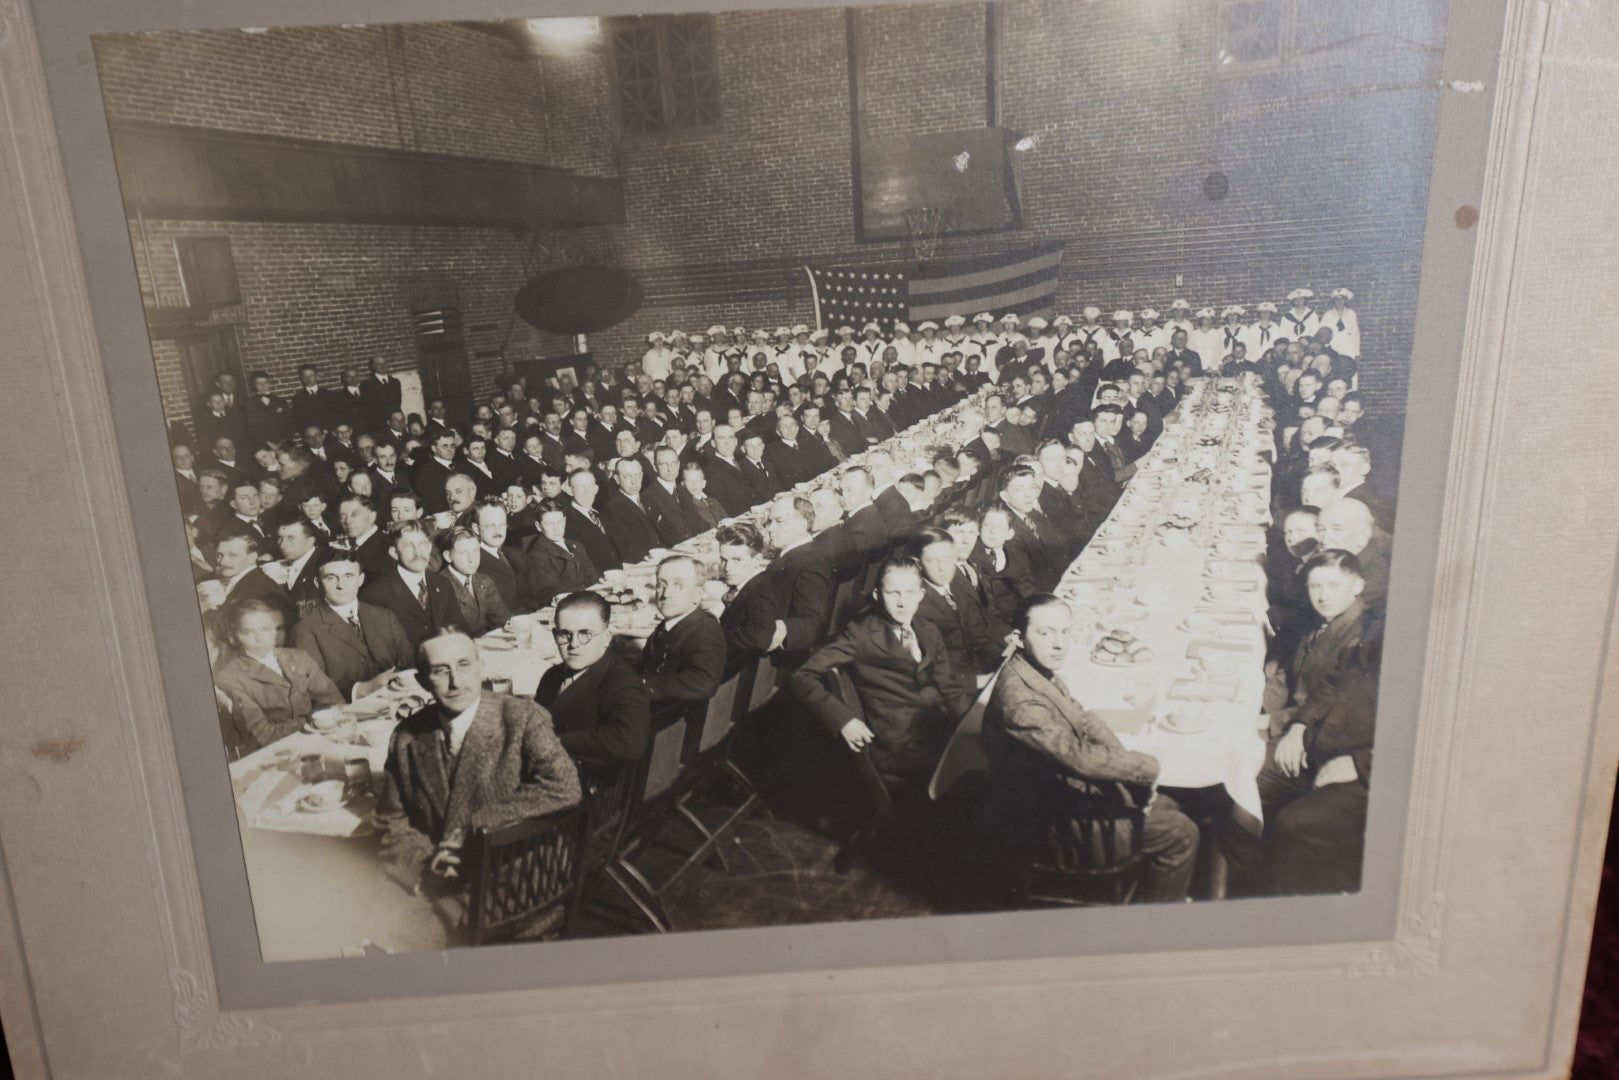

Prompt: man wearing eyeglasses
[533,591,651,770]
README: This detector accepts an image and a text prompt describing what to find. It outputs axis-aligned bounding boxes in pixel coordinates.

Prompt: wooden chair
[464,803,589,945]
[602,668,763,932]
[1003,763,1151,908]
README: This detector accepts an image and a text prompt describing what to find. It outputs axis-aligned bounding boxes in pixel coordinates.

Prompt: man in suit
[212,597,347,753]
[366,441,403,509]
[970,505,1037,632]
[358,521,465,651]
[912,527,1003,679]
[825,388,867,459]
[412,430,461,515]
[1089,405,1137,490]
[983,596,1199,903]
[534,591,652,771]
[714,521,787,678]
[792,555,976,787]
[677,460,730,534]
[834,466,893,580]
[468,499,539,614]
[438,526,511,636]
[599,457,677,566]
[287,365,333,433]
[211,478,273,552]
[274,518,328,624]
[374,629,581,901]
[242,371,288,450]
[359,355,403,434]
[291,550,414,699]
[702,425,754,517]
[558,468,620,573]
[638,555,727,710]
[763,493,836,655]
[1315,499,1392,612]
[521,499,598,608]
[737,432,780,505]
[196,532,291,636]
[642,446,696,544]
[762,413,815,490]
[998,468,1065,592]
[336,492,392,579]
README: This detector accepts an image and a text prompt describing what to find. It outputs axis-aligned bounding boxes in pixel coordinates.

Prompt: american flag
[806,242,1065,333]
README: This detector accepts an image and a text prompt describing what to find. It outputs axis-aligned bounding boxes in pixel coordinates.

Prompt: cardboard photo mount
[3,0,1618,1076]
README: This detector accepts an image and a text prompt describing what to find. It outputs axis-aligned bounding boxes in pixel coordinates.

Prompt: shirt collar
[329,599,359,621]
[397,565,426,590]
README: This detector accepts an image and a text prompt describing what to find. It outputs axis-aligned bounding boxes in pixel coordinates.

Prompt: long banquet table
[1053,376,1273,826]
[229,389,996,960]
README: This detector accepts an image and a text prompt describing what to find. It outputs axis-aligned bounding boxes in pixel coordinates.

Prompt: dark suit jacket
[599,489,674,565]
[243,394,288,448]
[448,569,511,635]
[702,455,754,517]
[477,544,536,614]
[359,374,403,432]
[840,503,892,574]
[534,651,652,768]
[520,535,598,607]
[374,692,581,889]
[641,479,694,543]
[790,612,974,781]
[1004,505,1065,592]
[874,486,914,537]
[638,609,727,706]
[983,652,1160,787]
[411,456,459,514]
[564,506,622,574]
[768,542,836,652]
[290,601,414,697]
[287,387,333,431]
[677,489,729,533]
[214,647,345,752]
[719,570,783,677]
[738,456,779,503]
[762,440,813,490]
[359,567,465,650]
[969,541,1036,630]
[825,411,867,457]
[915,572,1002,675]
[348,528,394,580]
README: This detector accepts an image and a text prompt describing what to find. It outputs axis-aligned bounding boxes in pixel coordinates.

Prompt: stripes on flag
[805,242,1064,332]
[907,242,1064,323]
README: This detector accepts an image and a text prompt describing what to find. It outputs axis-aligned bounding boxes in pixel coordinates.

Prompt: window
[174,236,241,307]
[608,16,720,134]
[1216,0,1294,69]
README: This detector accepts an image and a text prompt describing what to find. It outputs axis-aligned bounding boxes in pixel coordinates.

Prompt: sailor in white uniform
[1322,288,1361,358]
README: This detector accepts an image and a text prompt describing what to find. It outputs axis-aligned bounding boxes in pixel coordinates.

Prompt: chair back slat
[466,803,588,944]
[747,654,779,711]
[698,671,744,753]
[643,711,687,802]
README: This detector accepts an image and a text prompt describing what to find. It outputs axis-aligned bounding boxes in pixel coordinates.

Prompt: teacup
[310,707,344,733]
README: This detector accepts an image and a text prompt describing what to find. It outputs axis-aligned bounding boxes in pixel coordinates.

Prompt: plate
[1159,712,1213,735]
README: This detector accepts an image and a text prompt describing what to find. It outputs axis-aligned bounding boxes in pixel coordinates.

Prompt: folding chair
[464,803,590,944]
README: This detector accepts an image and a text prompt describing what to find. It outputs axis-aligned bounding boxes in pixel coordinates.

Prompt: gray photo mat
[25,0,1503,1010]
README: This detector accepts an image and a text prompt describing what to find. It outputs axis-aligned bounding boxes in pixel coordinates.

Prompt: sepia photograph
[89,0,1438,962]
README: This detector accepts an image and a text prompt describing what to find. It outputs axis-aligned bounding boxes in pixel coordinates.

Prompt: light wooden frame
[3,0,1618,1076]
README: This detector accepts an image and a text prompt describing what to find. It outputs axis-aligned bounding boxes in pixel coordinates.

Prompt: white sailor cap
[1083,305,1101,320]
[1170,299,1190,311]
[1053,314,1073,326]
[1195,307,1216,319]
[999,313,1021,325]
[861,321,882,334]
[972,312,994,323]
[791,324,809,335]
[1257,301,1278,314]
[732,326,747,336]
[752,329,770,340]
[1332,288,1355,301]
[1222,305,1247,318]
[835,324,856,335]
[918,321,939,331]
[1112,309,1134,322]
[646,331,666,342]
[668,329,689,340]
[892,322,911,334]
[1006,333,1030,346]
[944,314,967,328]
[706,324,726,336]
[1026,316,1049,331]
[1139,308,1160,321]
[774,326,791,336]
[1287,288,1315,301]
[811,327,829,339]
[690,332,709,342]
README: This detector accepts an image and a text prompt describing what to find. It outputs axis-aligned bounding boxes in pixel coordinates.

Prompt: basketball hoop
[903,205,949,260]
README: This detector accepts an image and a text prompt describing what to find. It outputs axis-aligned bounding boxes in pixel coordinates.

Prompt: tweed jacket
[983,652,1160,787]
[374,691,582,890]
[213,647,345,752]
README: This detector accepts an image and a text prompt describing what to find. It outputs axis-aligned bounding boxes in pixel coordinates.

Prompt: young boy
[792,555,977,788]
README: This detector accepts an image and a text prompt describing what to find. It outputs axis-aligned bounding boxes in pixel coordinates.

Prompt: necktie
[897,625,920,663]
[414,578,427,607]
[723,586,739,603]
[347,611,361,631]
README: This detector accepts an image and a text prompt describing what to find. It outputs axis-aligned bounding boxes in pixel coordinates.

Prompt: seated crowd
[179,285,1389,924]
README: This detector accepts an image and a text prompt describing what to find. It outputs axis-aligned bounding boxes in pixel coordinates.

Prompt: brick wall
[97,0,1445,429]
